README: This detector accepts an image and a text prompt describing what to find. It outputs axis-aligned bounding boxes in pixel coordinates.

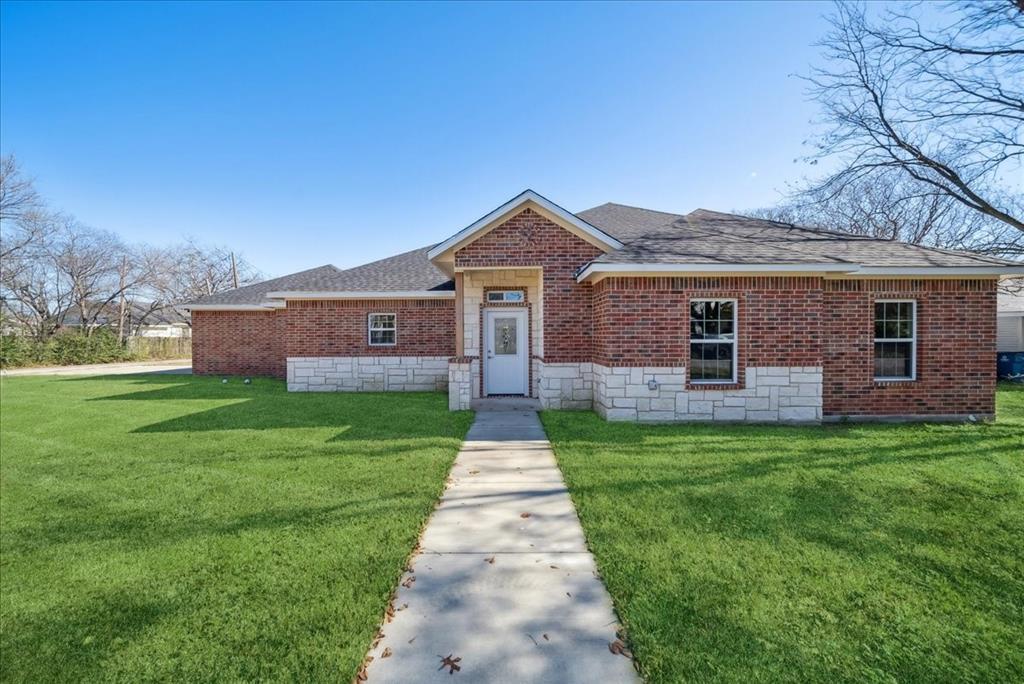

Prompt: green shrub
[0,335,36,368]
[0,330,138,368]
[46,329,135,365]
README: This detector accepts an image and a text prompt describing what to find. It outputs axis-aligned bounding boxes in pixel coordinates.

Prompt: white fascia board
[426,189,623,261]
[265,290,455,299]
[180,304,278,311]
[853,266,1024,276]
[576,262,856,282]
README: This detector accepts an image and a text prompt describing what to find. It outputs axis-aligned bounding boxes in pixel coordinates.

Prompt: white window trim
[368,312,397,347]
[873,299,916,382]
[689,298,738,384]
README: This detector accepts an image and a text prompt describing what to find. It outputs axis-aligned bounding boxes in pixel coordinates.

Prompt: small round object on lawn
[244,377,252,384]
[221,378,228,384]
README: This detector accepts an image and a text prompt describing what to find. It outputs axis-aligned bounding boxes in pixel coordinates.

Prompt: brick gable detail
[454,208,603,362]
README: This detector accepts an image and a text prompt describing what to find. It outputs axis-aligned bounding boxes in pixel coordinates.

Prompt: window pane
[494,317,517,355]
[719,301,735,320]
[874,341,912,378]
[370,314,395,329]
[370,329,395,345]
[690,342,734,381]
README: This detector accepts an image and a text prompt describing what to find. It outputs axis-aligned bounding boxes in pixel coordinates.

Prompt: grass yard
[0,374,472,682]
[542,384,1024,684]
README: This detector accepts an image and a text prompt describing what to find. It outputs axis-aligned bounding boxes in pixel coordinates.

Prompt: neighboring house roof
[183,192,1024,309]
[999,291,1024,315]
[64,302,190,326]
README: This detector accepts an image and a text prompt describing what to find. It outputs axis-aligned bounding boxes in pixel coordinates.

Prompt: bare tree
[803,1,1024,232]
[152,239,261,308]
[0,216,70,339]
[0,155,53,269]
[1,156,263,339]
[746,170,1024,257]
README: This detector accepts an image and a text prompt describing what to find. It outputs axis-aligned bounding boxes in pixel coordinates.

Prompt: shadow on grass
[74,374,466,439]
[542,396,1024,681]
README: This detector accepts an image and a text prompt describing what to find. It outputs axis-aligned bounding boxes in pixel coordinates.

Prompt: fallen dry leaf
[396,603,409,612]
[401,575,416,588]
[549,565,559,569]
[543,633,549,641]
[408,636,416,644]
[438,653,462,674]
[526,633,539,646]
[566,592,572,597]
[608,639,633,659]
[468,469,480,475]
[484,556,495,565]
[381,647,393,659]
[520,512,531,518]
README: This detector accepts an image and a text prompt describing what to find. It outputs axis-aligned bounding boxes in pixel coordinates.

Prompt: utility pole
[117,254,128,343]
[230,252,239,289]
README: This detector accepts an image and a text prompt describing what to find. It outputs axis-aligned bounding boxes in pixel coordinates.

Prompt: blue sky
[2,1,834,277]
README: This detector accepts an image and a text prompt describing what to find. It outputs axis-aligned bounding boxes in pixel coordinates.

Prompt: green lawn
[0,374,472,682]
[542,384,1024,684]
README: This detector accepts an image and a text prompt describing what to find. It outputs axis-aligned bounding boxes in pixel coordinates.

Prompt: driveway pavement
[0,359,192,377]
[364,408,637,683]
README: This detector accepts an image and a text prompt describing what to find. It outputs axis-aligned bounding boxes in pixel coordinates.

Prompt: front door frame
[483,308,529,396]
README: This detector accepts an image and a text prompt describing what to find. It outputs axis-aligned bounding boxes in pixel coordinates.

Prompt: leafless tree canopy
[802,0,1023,232]
[0,155,263,339]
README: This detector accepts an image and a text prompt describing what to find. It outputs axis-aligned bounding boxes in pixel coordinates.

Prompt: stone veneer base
[287,356,449,392]
[593,364,823,423]
[536,361,594,409]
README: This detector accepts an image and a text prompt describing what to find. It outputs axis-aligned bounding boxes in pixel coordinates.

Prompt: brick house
[184,190,1024,422]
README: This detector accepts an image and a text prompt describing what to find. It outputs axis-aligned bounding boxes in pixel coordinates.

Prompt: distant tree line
[746,1,1023,267]
[0,154,262,343]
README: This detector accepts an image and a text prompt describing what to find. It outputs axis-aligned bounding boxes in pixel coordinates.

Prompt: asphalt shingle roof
[579,205,1021,268]
[186,264,344,306]
[186,247,452,307]
[187,201,1021,307]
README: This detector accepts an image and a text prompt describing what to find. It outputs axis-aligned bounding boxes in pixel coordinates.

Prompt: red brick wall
[454,208,603,363]
[822,279,997,416]
[593,276,824,387]
[191,310,286,378]
[284,299,455,357]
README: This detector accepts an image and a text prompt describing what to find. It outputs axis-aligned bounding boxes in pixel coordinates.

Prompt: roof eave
[576,262,856,282]
[264,290,455,299]
[576,262,1024,283]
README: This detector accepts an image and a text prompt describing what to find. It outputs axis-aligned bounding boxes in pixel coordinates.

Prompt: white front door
[484,309,528,395]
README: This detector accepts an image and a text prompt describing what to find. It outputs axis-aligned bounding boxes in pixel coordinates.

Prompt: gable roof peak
[426,189,624,261]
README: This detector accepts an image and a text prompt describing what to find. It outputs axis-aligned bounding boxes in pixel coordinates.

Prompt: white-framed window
[486,290,525,303]
[689,299,737,383]
[368,313,397,346]
[874,300,916,381]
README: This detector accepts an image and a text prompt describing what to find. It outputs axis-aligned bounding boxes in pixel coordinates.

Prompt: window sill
[687,381,742,390]
[873,377,916,383]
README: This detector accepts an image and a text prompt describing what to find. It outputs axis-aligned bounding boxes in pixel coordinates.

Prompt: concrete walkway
[0,359,191,377]
[364,407,637,683]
